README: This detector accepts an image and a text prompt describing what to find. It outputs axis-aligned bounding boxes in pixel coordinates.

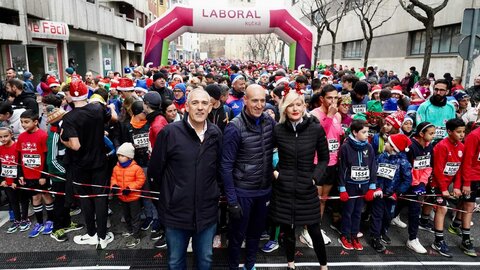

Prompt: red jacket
[461,127,480,187]
[431,137,464,192]
[110,160,145,202]
[149,114,168,150]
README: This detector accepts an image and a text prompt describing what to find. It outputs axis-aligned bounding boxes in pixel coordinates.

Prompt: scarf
[130,117,147,129]
[119,159,132,168]
[348,134,368,151]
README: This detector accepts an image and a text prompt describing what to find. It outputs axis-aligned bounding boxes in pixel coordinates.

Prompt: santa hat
[391,85,403,96]
[110,79,119,90]
[135,79,148,93]
[385,111,405,130]
[411,86,431,100]
[47,76,60,88]
[388,134,412,152]
[172,74,183,82]
[383,98,398,113]
[69,80,88,101]
[117,78,134,91]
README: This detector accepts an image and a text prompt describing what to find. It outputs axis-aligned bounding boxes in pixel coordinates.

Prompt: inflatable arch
[143,5,313,70]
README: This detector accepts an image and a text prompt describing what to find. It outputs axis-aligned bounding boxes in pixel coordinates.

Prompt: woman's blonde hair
[279,91,306,124]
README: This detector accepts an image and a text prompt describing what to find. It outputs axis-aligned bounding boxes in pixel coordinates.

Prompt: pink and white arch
[143,5,313,69]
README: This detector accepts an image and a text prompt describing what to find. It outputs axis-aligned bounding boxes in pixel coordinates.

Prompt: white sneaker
[321,229,331,245]
[357,231,364,238]
[97,232,114,250]
[299,229,313,248]
[391,216,407,229]
[74,233,98,245]
[407,238,427,254]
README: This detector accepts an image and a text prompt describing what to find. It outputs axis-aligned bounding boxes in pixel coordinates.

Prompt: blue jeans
[165,223,217,270]
[341,183,368,237]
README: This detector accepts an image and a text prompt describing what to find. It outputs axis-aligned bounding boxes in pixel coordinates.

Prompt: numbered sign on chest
[434,127,446,140]
[443,162,460,176]
[351,166,370,181]
[377,163,397,180]
[1,164,17,178]
[133,133,149,149]
[352,104,366,114]
[413,155,431,170]
[328,139,340,153]
[23,154,41,167]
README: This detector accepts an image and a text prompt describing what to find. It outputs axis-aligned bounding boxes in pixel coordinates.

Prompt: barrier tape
[398,196,472,214]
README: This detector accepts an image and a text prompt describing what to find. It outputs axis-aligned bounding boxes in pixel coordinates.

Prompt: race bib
[443,162,460,176]
[413,155,431,170]
[351,166,370,181]
[434,127,446,139]
[133,133,149,148]
[377,163,397,180]
[328,139,340,153]
[1,164,17,178]
[352,104,366,114]
[23,154,41,167]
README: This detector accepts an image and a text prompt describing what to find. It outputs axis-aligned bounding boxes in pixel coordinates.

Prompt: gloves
[412,183,426,196]
[228,204,243,220]
[373,188,383,198]
[122,187,131,196]
[339,191,349,202]
[365,189,375,201]
[388,193,397,201]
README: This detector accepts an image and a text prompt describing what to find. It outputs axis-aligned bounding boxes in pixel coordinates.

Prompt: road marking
[3,267,130,270]
[246,261,480,267]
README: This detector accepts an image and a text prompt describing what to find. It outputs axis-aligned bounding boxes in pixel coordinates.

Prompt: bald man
[221,84,275,270]
[149,89,223,270]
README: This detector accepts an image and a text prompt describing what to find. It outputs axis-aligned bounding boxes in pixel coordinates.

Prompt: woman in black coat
[270,88,329,270]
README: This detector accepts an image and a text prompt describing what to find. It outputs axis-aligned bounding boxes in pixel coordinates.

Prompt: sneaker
[338,236,354,250]
[330,222,341,235]
[154,236,167,249]
[150,219,160,233]
[8,210,14,222]
[74,233,98,245]
[460,239,477,257]
[141,217,153,231]
[447,224,462,236]
[97,232,114,250]
[352,237,363,251]
[322,229,331,245]
[431,240,453,258]
[213,235,222,248]
[42,221,53,235]
[406,238,427,254]
[28,223,44,238]
[261,240,279,253]
[7,221,20,234]
[357,232,364,238]
[391,216,407,228]
[260,231,270,240]
[299,229,313,248]
[151,230,164,241]
[50,229,68,242]
[69,207,81,216]
[64,222,84,233]
[419,222,434,233]
[371,237,386,253]
[381,234,391,245]
[125,236,140,248]
[122,231,133,237]
[108,208,113,215]
[20,219,31,232]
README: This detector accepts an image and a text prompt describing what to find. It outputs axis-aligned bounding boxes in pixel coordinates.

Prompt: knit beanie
[117,142,135,159]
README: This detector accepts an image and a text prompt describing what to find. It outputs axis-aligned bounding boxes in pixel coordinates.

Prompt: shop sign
[28,20,69,40]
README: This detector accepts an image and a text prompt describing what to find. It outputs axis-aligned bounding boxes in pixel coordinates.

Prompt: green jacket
[46,125,66,182]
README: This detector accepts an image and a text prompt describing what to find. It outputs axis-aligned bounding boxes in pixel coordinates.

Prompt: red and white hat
[47,76,60,88]
[388,133,412,152]
[371,85,382,95]
[117,78,134,91]
[385,111,405,130]
[391,85,403,96]
[69,80,88,101]
[410,86,431,100]
[110,79,119,90]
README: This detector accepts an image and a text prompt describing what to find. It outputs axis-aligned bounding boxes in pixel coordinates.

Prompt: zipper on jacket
[293,130,298,228]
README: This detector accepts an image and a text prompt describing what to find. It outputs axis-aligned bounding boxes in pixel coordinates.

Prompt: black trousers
[280,223,327,266]
[5,187,28,221]
[122,199,142,237]
[51,181,71,231]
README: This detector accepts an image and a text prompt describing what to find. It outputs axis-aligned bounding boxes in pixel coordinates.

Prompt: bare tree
[246,37,259,60]
[399,0,449,77]
[352,0,398,69]
[301,0,327,69]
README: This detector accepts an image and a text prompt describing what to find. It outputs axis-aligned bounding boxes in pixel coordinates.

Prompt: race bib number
[1,164,17,178]
[133,133,149,148]
[351,166,370,181]
[352,104,366,114]
[328,139,339,153]
[23,154,41,167]
[443,162,460,176]
[413,156,431,170]
[434,127,446,139]
[377,163,397,180]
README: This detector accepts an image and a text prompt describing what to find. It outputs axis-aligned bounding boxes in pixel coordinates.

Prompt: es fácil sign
[28,20,69,40]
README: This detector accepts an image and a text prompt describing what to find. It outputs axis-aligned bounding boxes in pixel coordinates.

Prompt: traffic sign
[458,35,480,60]
[461,9,480,35]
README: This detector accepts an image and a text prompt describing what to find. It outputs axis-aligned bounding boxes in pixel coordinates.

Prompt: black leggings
[5,187,29,221]
[280,223,327,266]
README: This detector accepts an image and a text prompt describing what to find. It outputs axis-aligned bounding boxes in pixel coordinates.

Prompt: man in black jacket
[221,84,275,270]
[5,78,38,115]
[148,89,222,270]
[149,72,174,102]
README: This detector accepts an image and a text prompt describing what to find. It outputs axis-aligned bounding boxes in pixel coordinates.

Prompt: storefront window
[10,45,28,73]
[46,47,59,78]
[102,42,116,75]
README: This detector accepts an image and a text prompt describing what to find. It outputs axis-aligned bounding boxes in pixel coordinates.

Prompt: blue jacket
[376,152,412,195]
[339,136,377,187]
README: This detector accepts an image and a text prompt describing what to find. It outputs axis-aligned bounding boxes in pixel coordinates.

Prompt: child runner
[16,109,53,237]
[430,118,465,257]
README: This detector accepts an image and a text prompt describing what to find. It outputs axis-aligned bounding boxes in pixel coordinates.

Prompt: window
[86,0,95,3]
[343,40,362,58]
[410,24,460,55]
